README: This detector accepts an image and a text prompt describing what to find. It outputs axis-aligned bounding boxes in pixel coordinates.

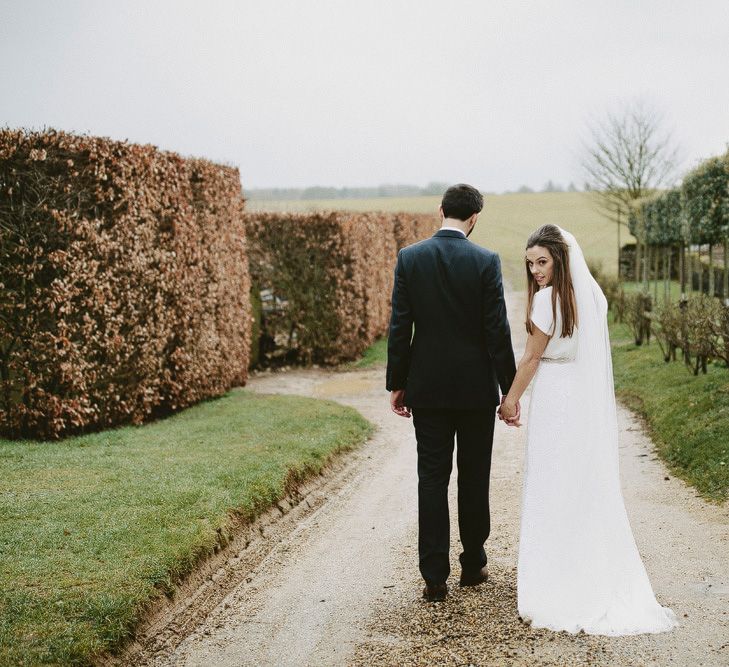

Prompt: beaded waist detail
[540,356,575,364]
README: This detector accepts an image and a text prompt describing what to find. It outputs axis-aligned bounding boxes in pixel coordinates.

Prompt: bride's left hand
[498,398,521,427]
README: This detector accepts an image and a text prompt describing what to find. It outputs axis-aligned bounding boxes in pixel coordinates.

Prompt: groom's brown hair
[441,184,483,221]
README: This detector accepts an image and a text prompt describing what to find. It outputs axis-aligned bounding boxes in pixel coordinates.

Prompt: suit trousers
[411,406,496,584]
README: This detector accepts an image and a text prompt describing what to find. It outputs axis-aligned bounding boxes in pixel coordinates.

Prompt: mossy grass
[0,389,372,665]
[609,320,728,503]
[348,338,388,368]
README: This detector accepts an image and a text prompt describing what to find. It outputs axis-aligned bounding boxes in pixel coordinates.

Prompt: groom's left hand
[390,389,411,418]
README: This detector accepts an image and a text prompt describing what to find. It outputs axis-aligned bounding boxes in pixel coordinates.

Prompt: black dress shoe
[422,581,448,602]
[459,565,488,587]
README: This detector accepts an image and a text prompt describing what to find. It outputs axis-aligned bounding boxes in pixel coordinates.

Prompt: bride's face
[526,245,554,288]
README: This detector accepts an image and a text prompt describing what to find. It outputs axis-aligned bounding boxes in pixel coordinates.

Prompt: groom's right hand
[390,389,411,418]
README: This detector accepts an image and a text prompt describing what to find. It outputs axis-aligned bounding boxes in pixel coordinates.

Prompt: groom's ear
[466,213,478,237]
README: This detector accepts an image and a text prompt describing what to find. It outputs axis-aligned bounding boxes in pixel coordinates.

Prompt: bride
[498,224,678,636]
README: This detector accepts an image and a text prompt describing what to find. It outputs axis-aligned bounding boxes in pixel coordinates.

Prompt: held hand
[512,399,521,424]
[390,389,412,418]
[498,396,522,427]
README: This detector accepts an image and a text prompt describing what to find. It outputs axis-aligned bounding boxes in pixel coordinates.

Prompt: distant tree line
[510,181,580,194]
[247,181,580,200]
[247,182,452,200]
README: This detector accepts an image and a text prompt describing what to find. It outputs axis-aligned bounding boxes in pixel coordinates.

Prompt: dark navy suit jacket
[386,229,516,409]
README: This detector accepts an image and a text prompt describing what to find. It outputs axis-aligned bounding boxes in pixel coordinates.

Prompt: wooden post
[679,241,686,298]
[687,247,692,294]
[697,246,702,294]
[709,243,715,296]
[617,209,622,283]
[724,237,728,304]
[665,246,671,301]
[653,246,659,303]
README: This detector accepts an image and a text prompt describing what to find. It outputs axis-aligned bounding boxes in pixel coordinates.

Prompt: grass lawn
[622,279,684,303]
[0,389,372,665]
[609,319,728,503]
[248,191,633,286]
[348,338,387,368]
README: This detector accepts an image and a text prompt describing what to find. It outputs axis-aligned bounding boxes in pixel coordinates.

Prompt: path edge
[94,426,379,667]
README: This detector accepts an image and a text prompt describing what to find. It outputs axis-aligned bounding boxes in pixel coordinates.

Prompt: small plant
[588,259,624,322]
[613,288,627,323]
[624,291,652,346]
[651,300,682,362]
[681,294,722,375]
[709,301,729,367]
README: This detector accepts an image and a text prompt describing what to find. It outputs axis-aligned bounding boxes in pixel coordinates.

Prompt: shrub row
[649,295,729,374]
[0,129,252,439]
[629,150,728,296]
[245,211,438,365]
[601,282,729,376]
[592,256,729,374]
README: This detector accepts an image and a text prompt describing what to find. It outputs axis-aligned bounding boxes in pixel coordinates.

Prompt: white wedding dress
[517,228,678,636]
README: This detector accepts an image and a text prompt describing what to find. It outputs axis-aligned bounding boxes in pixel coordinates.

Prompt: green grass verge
[0,389,373,665]
[609,319,728,503]
[348,338,388,368]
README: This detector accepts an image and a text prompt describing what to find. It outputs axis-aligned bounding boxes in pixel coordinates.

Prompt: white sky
[2,0,728,191]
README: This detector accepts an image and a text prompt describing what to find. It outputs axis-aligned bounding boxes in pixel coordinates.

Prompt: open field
[247,192,633,285]
[0,390,371,665]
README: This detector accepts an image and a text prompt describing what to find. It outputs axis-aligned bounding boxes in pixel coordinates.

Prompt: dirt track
[130,291,728,667]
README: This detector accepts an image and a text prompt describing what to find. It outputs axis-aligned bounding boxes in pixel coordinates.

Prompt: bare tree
[582,100,680,281]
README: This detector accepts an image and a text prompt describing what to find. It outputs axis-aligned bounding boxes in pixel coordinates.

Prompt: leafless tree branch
[582,100,680,227]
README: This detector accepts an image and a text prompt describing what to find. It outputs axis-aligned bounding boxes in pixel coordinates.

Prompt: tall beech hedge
[245,211,437,365]
[0,129,251,439]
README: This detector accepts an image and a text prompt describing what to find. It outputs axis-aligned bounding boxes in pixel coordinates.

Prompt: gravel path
[151,291,728,667]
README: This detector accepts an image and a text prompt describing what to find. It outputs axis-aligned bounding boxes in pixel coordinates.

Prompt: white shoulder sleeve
[531,289,554,336]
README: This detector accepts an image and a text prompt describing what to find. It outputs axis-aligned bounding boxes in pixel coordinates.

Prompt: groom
[386,184,517,602]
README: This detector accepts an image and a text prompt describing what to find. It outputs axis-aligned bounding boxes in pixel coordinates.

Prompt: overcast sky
[2,1,728,191]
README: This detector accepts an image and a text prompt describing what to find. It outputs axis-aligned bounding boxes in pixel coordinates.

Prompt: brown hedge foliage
[393,212,441,251]
[245,211,437,365]
[0,128,251,439]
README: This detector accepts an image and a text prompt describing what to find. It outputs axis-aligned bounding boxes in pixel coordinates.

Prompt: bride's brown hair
[525,224,577,338]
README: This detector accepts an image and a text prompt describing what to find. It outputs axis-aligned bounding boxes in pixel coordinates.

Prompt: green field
[247,192,633,285]
[0,390,372,665]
